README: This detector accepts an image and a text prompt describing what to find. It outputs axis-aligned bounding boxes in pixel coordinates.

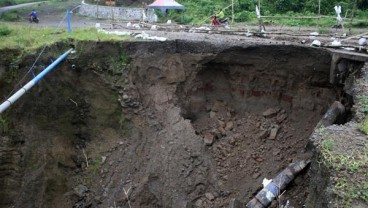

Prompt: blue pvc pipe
[0,48,73,114]
[67,9,71,33]
[34,49,73,83]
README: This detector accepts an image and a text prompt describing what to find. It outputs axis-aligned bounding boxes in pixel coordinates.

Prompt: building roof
[146,0,185,11]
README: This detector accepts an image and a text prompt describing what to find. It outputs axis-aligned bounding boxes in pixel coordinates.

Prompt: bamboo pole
[351,0,358,24]
[257,0,265,32]
[261,15,321,19]
[261,15,355,20]
[318,0,321,27]
[344,31,368,40]
[96,0,99,19]
[110,0,114,21]
[232,0,234,23]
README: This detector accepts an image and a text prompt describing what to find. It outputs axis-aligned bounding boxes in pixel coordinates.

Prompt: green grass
[88,156,101,175]
[321,138,367,173]
[0,25,12,36]
[357,96,368,135]
[359,116,368,135]
[320,138,368,207]
[358,95,368,114]
[350,20,368,28]
[0,11,20,21]
[0,116,9,134]
[0,23,132,51]
[107,53,130,75]
[334,179,368,206]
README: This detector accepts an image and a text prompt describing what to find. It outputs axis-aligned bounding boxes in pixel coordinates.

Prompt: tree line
[255,0,368,14]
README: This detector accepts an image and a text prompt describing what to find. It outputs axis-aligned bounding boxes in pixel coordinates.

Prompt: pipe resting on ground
[230,160,310,208]
[245,160,311,208]
[317,101,345,128]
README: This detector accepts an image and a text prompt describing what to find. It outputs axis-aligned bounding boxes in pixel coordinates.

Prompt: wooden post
[110,0,114,22]
[96,0,99,19]
[351,0,358,24]
[318,0,321,27]
[232,0,234,23]
[257,0,265,32]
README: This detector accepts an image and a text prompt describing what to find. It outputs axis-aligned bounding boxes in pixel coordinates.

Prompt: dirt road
[0,1,47,13]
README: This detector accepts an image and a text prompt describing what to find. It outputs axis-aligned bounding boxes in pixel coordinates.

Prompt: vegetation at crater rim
[320,137,368,206]
[82,0,368,26]
[0,23,131,51]
[2,0,367,26]
[358,95,368,135]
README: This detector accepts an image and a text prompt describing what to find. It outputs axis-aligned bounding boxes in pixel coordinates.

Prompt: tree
[274,0,304,13]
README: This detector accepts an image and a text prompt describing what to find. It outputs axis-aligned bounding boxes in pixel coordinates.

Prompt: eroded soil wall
[0,41,343,208]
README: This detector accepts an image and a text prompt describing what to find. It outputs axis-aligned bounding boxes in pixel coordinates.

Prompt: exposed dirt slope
[0,40,362,208]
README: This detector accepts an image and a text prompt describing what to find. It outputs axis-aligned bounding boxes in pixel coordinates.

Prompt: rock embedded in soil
[204,132,216,146]
[218,127,227,136]
[74,184,88,197]
[229,137,236,146]
[209,111,216,118]
[205,192,215,201]
[225,121,234,131]
[101,156,107,163]
[252,172,261,179]
[276,113,288,124]
[229,198,243,208]
[195,199,203,207]
[218,120,225,128]
[258,130,269,140]
[262,108,281,118]
[269,125,280,140]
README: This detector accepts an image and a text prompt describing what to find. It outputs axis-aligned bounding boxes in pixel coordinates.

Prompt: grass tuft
[0,116,8,134]
[320,138,368,206]
[357,96,368,135]
[0,25,12,36]
[359,116,368,135]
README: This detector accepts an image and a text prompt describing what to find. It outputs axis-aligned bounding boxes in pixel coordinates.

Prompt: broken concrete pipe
[245,160,311,208]
[317,101,345,128]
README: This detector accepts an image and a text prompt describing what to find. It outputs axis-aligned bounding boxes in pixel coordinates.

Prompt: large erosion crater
[0,41,357,208]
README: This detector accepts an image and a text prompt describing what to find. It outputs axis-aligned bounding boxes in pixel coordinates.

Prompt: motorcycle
[211,17,229,26]
[29,16,39,23]
[218,17,229,25]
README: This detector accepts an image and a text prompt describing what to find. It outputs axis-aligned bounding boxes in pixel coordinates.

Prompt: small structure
[146,0,185,15]
[105,0,115,6]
